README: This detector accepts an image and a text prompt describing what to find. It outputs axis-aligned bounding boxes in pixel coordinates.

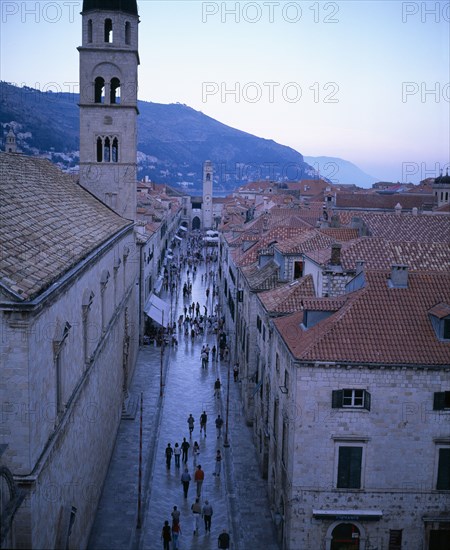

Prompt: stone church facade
[1,1,141,548]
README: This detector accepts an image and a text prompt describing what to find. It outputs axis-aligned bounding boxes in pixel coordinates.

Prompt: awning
[178,225,188,231]
[174,235,182,241]
[312,509,383,521]
[144,294,170,327]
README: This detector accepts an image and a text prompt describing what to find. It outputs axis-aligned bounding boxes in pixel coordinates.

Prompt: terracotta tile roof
[273,270,450,366]
[319,228,360,241]
[241,259,281,291]
[303,237,450,272]
[275,230,335,255]
[333,211,450,242]
[0,153,131,301]
[335,192,436,210]
[340,238,450,272]
[258,275,316,314]
[233,226,306,266]
[428,302,450,319]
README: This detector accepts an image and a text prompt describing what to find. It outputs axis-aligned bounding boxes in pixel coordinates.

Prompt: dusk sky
[1,0,449,183]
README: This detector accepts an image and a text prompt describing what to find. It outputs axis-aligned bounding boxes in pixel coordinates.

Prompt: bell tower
[202,160,213,229]
[78,0,139,221]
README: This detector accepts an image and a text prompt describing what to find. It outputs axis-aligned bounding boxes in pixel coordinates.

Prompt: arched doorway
[330,523,360,550]
[192,216,201,230]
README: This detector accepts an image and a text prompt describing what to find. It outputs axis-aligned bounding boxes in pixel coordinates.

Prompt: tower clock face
[205,194,211,202]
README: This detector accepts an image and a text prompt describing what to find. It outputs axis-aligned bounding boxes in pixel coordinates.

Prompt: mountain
[304,156,379,188]
[0,81,317,194]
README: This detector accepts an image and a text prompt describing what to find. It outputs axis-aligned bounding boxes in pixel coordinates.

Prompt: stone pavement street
[88,239,279,550]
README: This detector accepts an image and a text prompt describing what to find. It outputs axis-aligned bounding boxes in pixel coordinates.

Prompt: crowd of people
[159,231,232,549]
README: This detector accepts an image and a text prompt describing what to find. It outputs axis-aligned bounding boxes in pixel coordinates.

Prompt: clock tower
[202,160,213,229]
[78,0,139,221]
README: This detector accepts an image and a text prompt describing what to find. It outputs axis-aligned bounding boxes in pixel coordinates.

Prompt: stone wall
[1,228,139,549]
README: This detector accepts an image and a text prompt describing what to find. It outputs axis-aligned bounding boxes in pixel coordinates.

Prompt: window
[94,77,105,103]
[87,19,93,43]
[332,389,371,411]
[436,448,450,490]
[125,21,131,44]
[104,18,113,42]
[434,391,450,410]
[256,316,262,332]
[276,353,280,373]
[337,446,363,489]
[388,529,402,550]
[281,420,288,466]
[110,78,121,104]
[294,260,303,279]
[96,136,119,163]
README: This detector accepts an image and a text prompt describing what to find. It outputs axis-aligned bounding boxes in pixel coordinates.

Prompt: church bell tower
[78,0,139,220]
[202,160,213,229]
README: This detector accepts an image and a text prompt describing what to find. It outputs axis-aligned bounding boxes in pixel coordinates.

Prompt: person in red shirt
[194,464,204,497]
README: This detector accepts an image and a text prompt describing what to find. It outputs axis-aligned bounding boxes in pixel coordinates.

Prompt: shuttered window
[433,392,450,410]
[337,446,362,489]
[436,448,450,490]
[332,389,371,410]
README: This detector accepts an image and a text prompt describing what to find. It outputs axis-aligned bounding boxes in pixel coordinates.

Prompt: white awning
[144,294,170,327]
[174,235,183,241]
[178,225,188,231]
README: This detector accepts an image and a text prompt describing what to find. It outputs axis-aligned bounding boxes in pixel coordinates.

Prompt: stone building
[0,153,139,548]
[0,1,144,547]
[218,203,450,549]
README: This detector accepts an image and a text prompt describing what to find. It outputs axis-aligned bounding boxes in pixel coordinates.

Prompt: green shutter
[364,390,371,411]
[332,390,343,408]
[337,446,362,489]
[433,392,445,410]
[436,448,450,490]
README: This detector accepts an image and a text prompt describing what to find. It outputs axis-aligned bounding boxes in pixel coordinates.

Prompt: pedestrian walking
[187,414,195,437]
[174,442,181,468]
[211,345,216,361]
[165,443,173,469]
[214,449,222,477]
[233,362,239,382]
[215,414,224,439]
[193,441,200,466]
[218,529,230,549]
[194,464,205,497]
[171,505,180,525]
[180,467,191,498]
[181,437,190,463]
[200,410,207,436]
[191,497,201,535]
[201,349,208,368]
[172,520,181,550]
[202,500,213,533]
[161,520,171,550]
[214,378,221,398]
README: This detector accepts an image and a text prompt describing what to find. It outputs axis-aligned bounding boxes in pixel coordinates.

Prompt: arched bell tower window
[96,136,119,163]
[104,18,113,43]
[97,137,103,162]
[206,173,211,181]
[87,19,93,43]
[110,78,121,104]
[112,137,119,162]
[104,137,111,162]
[94,77,105,103]
[125,21,131,45]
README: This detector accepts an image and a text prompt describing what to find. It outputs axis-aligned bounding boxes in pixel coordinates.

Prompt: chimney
[355,259,365,275]
[395,203,402,215]
[330,243,342,266]
[389,264,408,288]
[412,207,418,216]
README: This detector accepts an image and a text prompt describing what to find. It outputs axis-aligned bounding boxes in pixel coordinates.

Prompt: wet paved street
[88,237,279,550]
